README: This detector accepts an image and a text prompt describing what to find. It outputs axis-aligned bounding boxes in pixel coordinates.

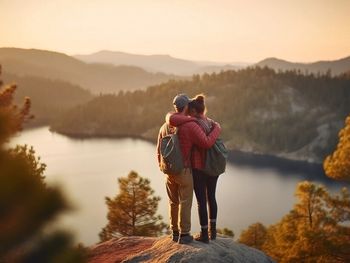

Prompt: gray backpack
[159,126,184,175]
[203,138,228,177]
[196,118,227,177]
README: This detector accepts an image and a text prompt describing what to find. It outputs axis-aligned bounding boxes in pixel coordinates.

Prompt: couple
[157,93,222,244]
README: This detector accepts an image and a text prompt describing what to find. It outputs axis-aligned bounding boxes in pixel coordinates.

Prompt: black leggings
[192,168,219,228]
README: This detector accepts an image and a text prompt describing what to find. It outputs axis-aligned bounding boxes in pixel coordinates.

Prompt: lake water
[9,126,343,246]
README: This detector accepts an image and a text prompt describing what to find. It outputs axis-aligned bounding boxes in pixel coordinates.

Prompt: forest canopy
[51,67,350,162]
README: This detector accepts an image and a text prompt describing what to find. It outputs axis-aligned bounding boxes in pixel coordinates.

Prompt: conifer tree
[238,222,267,250]
[324,114,350,181]
[0,66,85,262]
[262,181,350,263]
[100,171,166,241]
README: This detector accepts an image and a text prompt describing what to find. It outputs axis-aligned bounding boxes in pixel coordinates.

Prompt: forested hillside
[3,73,93,126]
[256,56,350,75]
[0,48,181,93]
[51,67,350,163]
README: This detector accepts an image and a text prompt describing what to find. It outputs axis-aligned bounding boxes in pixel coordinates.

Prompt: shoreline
[49,127,155,144]
[20,125,342,186]
[48,127,325,165]
[50,128,341,185]
[227,150,331,182]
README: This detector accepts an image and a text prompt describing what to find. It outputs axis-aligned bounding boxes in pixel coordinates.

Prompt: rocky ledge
[88,236,275,263]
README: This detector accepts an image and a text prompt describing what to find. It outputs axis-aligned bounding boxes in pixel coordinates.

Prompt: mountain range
[0,48,180,94]
[75,50,350,76]
[1,48,349,96]
[1,47,349,162]
[256,56,350,75]
[75,50,243,75]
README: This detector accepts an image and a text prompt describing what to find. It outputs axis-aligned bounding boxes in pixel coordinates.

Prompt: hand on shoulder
[165,112,197,126]
[213,121,221,131]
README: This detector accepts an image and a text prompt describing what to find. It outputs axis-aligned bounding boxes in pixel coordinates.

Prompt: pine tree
[238,222,267,250]
[262,181,350,263]
[100,171,167,241]
[0,66,85,262]
[0,67,32,145]
[324,114,350,181]
[280,182,329,262]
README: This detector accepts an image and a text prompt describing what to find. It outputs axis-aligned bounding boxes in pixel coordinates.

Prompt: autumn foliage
[239,222,267,250]
[239,181,350,263]
[324,114,350,181]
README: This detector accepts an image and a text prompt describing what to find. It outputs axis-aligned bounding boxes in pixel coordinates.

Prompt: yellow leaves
[239,222,267,249]
[324,114,350,181]
[244,182,350,262]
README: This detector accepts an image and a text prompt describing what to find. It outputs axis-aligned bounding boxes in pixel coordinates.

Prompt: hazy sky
[0,0,349,62]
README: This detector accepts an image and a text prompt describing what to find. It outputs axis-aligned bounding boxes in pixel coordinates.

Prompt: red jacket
[189,114,215,169]
[157,112,221,168]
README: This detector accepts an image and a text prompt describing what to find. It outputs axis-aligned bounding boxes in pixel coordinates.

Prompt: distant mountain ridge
[75,50,245,75]
[256,56,350,75]
[3,72,93,126]
[2,46,348,87]
[76,50,350,76]
[75,50,198,75]
[0,48,180,93]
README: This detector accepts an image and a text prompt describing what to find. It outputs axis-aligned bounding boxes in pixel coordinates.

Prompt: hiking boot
[194,229,209,243]
[172,231,179,242]
[210,229,217,240]
[178,234,193,244]
[210,222,217,240]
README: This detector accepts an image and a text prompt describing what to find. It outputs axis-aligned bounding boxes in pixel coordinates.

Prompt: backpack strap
[196,118,212,135]
[165,123,177,136]
[166,124,171,135]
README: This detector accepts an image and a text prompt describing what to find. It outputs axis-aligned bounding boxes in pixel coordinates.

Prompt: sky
[0,0,349,63]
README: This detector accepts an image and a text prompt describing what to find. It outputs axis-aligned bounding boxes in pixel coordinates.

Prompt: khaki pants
[165,168,193,234]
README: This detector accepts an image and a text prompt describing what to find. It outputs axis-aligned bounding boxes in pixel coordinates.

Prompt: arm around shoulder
[165,112,196,127]
[191,122,221,149]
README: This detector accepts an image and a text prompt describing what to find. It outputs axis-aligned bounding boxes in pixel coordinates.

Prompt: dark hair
[175,105,185,113]
[188,94,206,115]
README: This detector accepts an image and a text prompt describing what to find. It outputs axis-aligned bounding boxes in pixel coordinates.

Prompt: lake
[9,126,343,245]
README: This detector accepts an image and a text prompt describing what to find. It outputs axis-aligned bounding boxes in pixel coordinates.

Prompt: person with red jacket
[166,94,221,244]
[157,94,221,244]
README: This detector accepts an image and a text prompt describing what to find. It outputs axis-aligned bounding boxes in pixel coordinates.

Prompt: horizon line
[1,46,349,65]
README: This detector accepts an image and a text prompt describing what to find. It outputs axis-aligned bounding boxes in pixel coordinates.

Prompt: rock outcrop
[88,236,275,263]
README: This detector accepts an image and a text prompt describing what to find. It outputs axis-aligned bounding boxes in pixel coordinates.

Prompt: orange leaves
[241,182,350,262]
[0,69,33,145]
[324,114,350,181]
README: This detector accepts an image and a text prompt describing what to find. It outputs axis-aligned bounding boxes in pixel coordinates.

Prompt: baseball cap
[173,93,191,109]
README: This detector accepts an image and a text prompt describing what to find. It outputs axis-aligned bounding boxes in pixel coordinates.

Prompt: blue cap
[173,93,191,109]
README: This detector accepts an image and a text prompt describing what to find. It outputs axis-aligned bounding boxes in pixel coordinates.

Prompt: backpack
[159,126,184,175]
[195,117,227,177]
[203,138,228,177]
[203,139,228,176]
